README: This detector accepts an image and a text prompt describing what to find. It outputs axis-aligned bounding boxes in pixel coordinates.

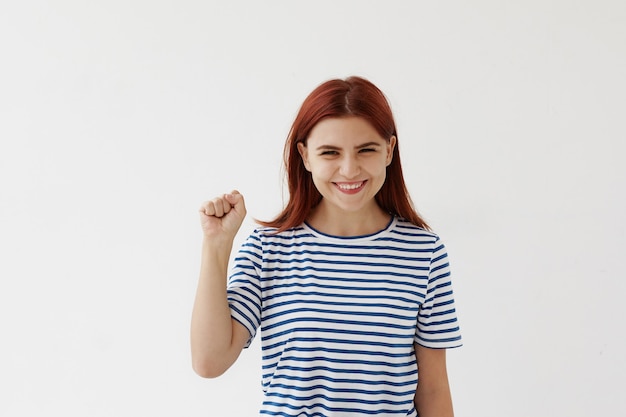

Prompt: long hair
[258,76,429,232]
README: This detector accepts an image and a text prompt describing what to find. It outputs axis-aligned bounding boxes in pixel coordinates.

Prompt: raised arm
[191,191,251,378]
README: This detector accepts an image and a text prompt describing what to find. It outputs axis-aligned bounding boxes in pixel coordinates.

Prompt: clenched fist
[199,190,247,241]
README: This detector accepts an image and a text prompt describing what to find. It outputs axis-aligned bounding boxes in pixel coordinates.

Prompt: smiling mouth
[335,181,366,191]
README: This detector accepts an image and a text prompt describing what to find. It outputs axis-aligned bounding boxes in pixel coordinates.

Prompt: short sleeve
[227,231,263,348]
[415,237,462,349]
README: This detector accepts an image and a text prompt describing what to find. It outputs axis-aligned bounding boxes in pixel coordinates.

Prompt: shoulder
[391,218,441,245]
[249,224,316,244]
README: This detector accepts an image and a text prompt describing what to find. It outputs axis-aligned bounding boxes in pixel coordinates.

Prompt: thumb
[225,190,246,212]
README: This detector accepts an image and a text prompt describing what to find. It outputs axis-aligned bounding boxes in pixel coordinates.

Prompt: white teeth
[337,182,363,190]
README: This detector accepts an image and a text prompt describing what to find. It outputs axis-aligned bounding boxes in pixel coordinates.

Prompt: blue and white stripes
[227,217,461,416]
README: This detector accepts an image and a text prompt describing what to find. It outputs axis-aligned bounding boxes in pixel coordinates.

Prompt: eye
[359,148,376,153]
[320,150,339,156]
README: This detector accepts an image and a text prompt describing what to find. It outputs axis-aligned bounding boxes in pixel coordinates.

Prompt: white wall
[1,1,625,416]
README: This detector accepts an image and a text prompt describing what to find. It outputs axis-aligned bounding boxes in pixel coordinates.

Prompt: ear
[386,136,397,166]
[297,142,311,172]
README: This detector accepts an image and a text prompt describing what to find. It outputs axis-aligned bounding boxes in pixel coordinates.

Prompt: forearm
[190,238,236,375]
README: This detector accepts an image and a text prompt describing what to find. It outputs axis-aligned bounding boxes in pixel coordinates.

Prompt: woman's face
[297,116,395,217]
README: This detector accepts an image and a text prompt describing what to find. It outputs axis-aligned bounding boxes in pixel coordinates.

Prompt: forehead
[307,117,386,146]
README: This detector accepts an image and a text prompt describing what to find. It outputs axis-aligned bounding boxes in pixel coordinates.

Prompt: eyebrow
[315,142,382,151]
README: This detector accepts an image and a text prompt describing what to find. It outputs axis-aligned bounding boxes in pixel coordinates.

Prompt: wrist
[202,235,234,256]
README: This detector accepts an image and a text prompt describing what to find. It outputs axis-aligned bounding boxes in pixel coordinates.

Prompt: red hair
[258,76,429,232]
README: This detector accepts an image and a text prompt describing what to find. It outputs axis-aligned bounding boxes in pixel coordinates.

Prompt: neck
[306,202,391,237]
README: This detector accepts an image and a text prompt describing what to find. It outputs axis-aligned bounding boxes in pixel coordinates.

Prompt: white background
[1,1,625,416]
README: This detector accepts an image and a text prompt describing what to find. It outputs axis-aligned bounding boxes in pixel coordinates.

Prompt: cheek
[308,161,336,180]
[365,158,389,174]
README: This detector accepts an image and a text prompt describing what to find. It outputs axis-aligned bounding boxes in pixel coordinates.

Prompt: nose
[339,155,360,179]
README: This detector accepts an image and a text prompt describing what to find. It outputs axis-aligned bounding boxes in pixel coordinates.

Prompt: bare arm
[414,343,454,417]
[190,191,251,378]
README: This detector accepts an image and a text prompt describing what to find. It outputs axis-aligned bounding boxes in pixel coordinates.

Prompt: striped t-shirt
[227,216,462,416]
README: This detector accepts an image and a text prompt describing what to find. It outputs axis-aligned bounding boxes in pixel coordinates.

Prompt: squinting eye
[320,150,338,156]
[359,148,376,153]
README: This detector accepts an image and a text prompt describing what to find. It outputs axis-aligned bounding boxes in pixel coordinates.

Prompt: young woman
[191,76,462,417]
